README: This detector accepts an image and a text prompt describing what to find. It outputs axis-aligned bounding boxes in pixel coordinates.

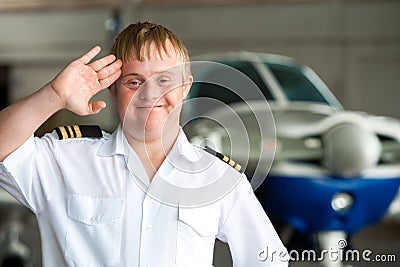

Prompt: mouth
[137,104,164,109]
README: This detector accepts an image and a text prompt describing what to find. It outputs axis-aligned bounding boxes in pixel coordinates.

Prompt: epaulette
[55,125,103,140]
[203,146,243,173]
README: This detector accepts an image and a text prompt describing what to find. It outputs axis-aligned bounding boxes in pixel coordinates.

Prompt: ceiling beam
[0,0,126,12]
[142,0,320,7]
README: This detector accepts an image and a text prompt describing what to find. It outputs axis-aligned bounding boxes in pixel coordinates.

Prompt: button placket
[145,224,153,232]
[139,196,158,266]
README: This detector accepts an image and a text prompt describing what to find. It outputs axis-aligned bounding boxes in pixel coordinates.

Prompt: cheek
[165,89,185,107]
[117,90,137,117]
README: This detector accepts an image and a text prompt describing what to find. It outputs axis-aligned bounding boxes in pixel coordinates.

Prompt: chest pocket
[176,206,220,267]
[65,194,124,266]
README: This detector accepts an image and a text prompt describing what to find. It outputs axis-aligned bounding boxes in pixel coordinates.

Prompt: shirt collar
[97,125,202,162]
[173,128,202,163]
[97,124,126,157]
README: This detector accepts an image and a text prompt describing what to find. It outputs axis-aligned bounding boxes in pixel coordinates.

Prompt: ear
[182,75,193,99]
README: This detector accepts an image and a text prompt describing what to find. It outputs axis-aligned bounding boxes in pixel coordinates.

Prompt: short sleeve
[218,178,289,267]
[0,134,59,213]
[3,134,37,166]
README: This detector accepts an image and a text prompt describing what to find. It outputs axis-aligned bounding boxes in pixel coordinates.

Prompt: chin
[123,114,180,143]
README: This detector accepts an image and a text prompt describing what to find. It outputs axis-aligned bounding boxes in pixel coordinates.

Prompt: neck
[125,126,180,181]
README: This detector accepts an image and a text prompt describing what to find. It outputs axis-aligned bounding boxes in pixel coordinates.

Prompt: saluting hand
[50,46,122,116]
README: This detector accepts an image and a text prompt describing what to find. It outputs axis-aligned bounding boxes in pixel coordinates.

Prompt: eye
[158,76,170,85]
[129,81,140,86]
[122,79,142,90]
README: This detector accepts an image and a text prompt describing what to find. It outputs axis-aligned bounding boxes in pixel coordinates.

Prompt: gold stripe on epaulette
[202,146,244,173]
[55,125,102,140]
[73,125,82,138]
[67,126,74,138]
[59,126,68,139]
[235,164,242,172]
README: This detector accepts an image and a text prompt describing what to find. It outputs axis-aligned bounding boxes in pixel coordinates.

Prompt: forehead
[122,41,182,77]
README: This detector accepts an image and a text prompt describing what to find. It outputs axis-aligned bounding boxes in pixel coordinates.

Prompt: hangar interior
[0,0,399,266]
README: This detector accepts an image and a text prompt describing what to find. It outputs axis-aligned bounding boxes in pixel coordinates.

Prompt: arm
[0,46,121,161]
[218,180,289,266]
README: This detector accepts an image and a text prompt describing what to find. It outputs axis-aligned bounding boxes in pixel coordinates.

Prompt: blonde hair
[111,21,190,64]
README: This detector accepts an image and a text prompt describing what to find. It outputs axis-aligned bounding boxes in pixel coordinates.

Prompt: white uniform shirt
[0,125,288,267]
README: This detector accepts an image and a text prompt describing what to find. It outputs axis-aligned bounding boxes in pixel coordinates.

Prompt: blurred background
[0,0,399,266]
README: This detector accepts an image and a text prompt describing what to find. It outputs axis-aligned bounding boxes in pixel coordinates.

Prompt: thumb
[88,100,106,114]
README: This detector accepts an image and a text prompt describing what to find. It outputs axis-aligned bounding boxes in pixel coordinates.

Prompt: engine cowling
[322,123,381,177]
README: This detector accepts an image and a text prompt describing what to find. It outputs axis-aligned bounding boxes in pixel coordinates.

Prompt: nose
[138,79,162,100]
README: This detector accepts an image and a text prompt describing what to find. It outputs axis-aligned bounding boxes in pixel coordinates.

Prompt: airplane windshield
[265,63,330,105]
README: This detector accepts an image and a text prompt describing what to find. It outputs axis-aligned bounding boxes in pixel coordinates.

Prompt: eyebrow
[122,70,177,79]
[121,73,145,79]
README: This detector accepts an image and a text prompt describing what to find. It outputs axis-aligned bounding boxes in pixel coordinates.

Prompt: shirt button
[145,225,153,232]
[90,216,96,224]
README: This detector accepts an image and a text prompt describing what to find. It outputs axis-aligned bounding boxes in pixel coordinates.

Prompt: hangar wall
[0,0,399,133]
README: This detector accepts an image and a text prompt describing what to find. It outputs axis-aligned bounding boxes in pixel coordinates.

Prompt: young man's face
[112,41,192,142]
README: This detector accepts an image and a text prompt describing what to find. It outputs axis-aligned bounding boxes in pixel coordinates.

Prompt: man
[0,22,288,266]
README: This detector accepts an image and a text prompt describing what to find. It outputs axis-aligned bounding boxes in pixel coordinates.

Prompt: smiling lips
[137,104,164,109]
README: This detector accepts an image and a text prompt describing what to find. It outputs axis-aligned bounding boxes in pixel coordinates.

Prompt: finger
[88,100,107,114]
[96,59,122,80]
[78,46,101,65]
[99,69,122,89]
[89,54,117,72]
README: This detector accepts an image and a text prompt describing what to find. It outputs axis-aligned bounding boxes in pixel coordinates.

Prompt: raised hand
[50,46,122,116]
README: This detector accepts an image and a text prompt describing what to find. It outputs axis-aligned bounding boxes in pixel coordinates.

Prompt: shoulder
[54,125,104,140]
[44,125,109,141]
[201,146,244,174]
[41,125,111,149]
